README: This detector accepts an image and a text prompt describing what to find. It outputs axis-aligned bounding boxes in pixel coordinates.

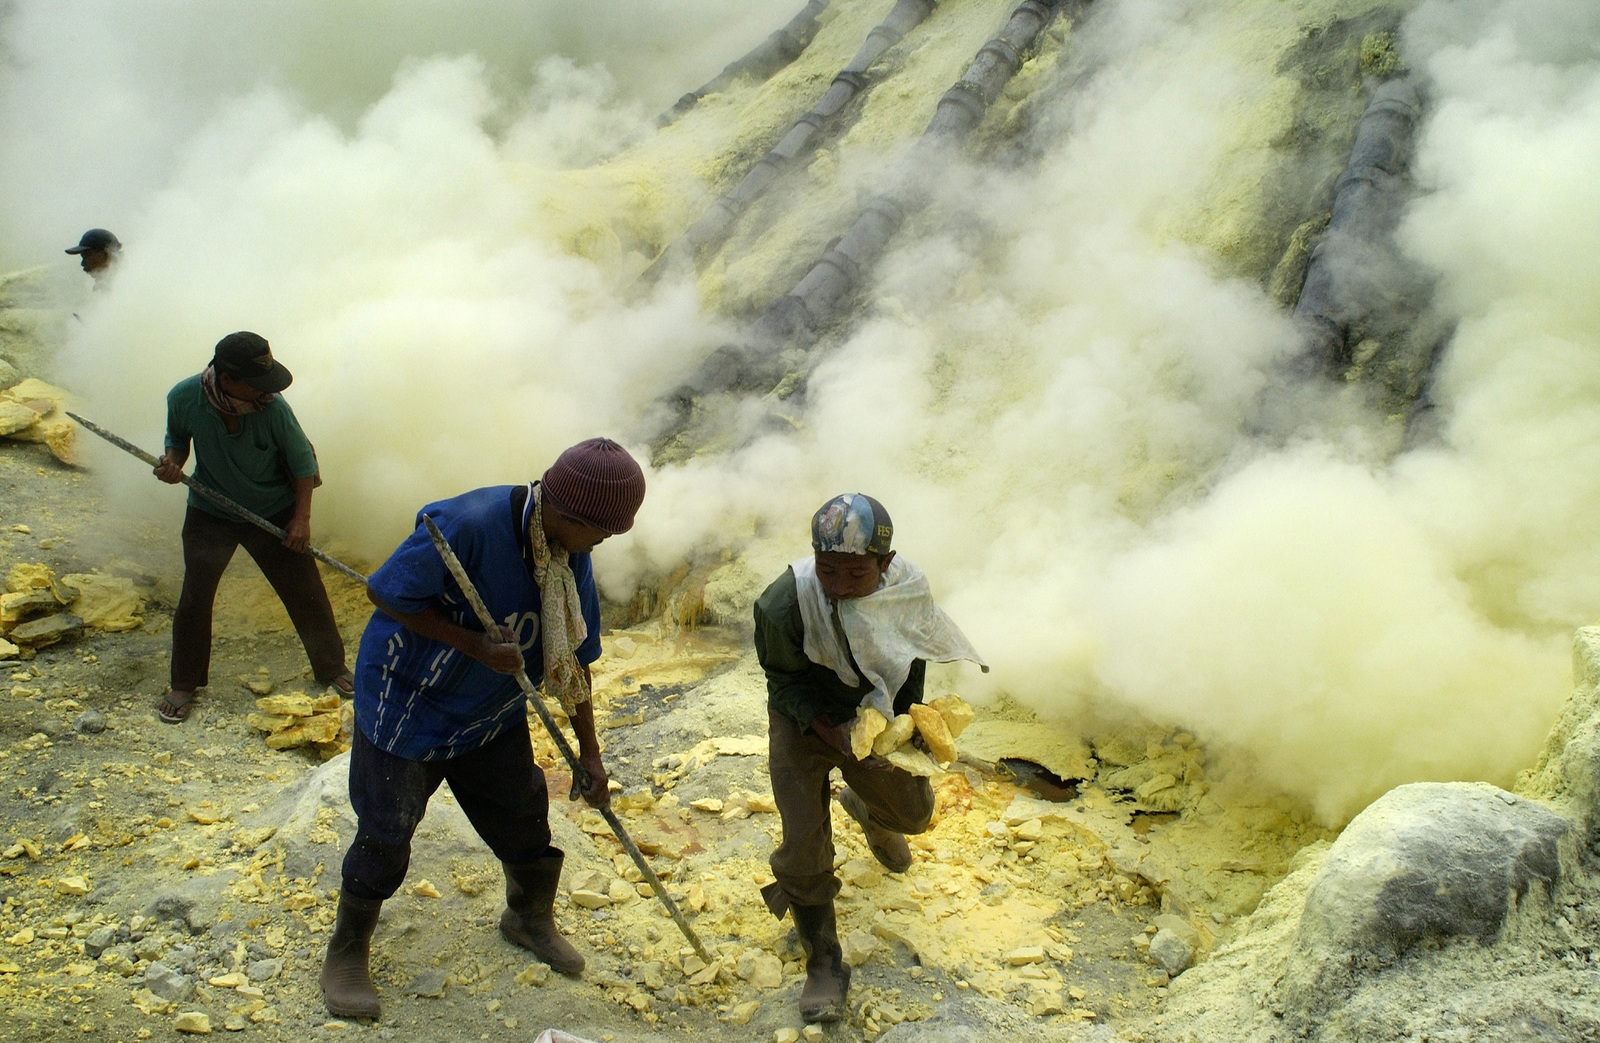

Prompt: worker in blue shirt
[319,439,646,1019]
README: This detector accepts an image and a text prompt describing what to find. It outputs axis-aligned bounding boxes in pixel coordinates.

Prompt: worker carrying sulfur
[154,331,350,723]
[754,493,986,1022]
[319,438,646,1020]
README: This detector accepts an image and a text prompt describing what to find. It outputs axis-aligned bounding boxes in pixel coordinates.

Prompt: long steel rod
[420,515,712,963]
[67,410,367,585]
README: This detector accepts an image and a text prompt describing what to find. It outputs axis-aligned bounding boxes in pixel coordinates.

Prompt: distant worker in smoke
[64,227,121,287]
[319,439,645,1020]
[754,493,986,1022]
[153,331,351,723]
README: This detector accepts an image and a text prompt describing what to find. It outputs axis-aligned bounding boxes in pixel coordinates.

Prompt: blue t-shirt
[354,484,602,761]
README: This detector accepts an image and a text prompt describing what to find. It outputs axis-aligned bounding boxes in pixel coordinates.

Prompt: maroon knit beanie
[540,438,646,535]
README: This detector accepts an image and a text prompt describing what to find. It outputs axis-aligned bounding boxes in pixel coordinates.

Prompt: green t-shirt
[164,374,318,520]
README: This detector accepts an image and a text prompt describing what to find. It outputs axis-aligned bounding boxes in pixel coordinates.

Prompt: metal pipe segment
[644,0,1074,463]
[649,0,937,281]
[1292,78,1422,377]
[658,0,832,127]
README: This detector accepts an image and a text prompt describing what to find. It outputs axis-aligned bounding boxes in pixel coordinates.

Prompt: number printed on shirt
[503,611,540,651]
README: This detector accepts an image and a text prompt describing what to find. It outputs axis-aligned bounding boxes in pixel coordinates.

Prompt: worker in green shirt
[153,331,350,722]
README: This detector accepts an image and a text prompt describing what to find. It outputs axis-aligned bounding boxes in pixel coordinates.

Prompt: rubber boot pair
[499,847,585,975]
[320,893,383,1019]
[793,901,850,1022]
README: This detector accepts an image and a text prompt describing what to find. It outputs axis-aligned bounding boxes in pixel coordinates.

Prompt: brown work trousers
[171,504,347,691]
[768,705,935,909]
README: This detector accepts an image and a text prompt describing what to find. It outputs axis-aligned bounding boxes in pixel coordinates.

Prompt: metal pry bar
[419,514,713,964]
[66,411,368,585]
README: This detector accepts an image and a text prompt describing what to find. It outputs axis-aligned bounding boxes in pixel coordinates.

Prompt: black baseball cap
[65,229,121,255]
[212,332,292,393]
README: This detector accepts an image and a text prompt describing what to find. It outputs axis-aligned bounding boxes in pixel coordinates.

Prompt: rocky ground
[0,394,1343,1042]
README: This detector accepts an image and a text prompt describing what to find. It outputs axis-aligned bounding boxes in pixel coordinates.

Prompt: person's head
[211,331,292,403]
[539,438,646,554]
[65,228,121,277]
[811,493,895,601]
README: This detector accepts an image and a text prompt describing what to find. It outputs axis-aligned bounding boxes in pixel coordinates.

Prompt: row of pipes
[631,0,1438,460]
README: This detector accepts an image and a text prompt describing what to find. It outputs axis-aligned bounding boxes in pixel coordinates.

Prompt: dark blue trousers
[341,716,552,901]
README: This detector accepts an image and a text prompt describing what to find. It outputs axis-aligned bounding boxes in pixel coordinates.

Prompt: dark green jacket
[754,566,924,728]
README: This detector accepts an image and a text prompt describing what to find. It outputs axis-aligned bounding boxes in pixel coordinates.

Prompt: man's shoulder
[754,567,799,622]
[166,373,201,403]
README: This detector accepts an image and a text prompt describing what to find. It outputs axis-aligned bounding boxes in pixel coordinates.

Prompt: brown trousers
[767,705,935,908]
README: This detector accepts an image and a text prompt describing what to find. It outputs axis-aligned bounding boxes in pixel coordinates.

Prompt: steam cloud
[2,0,1595,822]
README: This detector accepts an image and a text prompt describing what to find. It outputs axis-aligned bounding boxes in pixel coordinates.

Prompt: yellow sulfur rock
[909,704,957,764]
[265,713,340,749]
[247,713,293,733]
[850,708,888,760]
[56,875,89,896]
[873,713,916,757]
[254,694,313,717]
[5,563,55,594]
[312,693,341,713]
[59,573,143,631]
[928,694,974,739]
[412,880,441,899]
[174,1012,212,1034]
[208,972,247,988]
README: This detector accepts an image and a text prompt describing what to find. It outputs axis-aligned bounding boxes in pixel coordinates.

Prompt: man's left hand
[282,515,311,554]
[577,752,610,809]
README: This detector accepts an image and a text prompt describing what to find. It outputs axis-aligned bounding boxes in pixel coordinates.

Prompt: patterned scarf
[200,364,271,417]
[529,483,591,713]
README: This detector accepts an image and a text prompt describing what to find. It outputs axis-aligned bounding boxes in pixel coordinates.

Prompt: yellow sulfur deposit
[249,692,351,756]
[851,707,888,760]
[59,573,143,631]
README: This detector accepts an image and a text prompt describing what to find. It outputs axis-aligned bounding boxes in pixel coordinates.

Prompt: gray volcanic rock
[1297,782,1565,961]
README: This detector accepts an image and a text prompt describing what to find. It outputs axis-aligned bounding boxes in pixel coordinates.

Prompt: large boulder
[1298,782,1564,959]
[1280,780,1565,1020]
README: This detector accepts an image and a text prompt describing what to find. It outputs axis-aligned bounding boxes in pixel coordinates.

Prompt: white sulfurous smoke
[2,0,1595,823]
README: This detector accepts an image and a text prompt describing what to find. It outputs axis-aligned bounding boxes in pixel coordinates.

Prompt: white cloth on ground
[792,555,988,720]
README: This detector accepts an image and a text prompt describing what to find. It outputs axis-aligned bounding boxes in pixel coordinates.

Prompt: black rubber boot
[793,901,850,1022]
[500,848,585,975]
[320,893,382,1019]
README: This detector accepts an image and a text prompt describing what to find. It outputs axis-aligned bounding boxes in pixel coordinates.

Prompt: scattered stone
[689,798,724,814]
[410,968,448,998]
[223,1014,248,1032]
[1004,945,1045,966]
[839,859,882,889]
[174,1012,212,1034]
[775,1028,800,1043]
[84,926,115,958]
[8,612,82,648]
[247,958,282,982]
[723,1000,760,1025]
[144,961,196,1002]
[1148,929,1193,975]
[1027,986,1065,1016]
[607,879,636,904]
[412,880,441,899]
[56,875,89,896]
[841,929,878,966]
[802,1026,823,1042]
[570,889,612,909]
[208,971,247,988]
[0,637,18,659]
[72,708,106,733]
[514,963,550,987]
[737,950,783,989]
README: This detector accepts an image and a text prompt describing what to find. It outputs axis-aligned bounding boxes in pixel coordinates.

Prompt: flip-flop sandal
[329,672,354,697]
[158,690,197,724]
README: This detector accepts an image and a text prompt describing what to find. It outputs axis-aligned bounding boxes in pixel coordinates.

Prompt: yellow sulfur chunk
[850,708,888,760]
[873,713,915,757]
[908,704,957,764]
[928,694,974,739]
